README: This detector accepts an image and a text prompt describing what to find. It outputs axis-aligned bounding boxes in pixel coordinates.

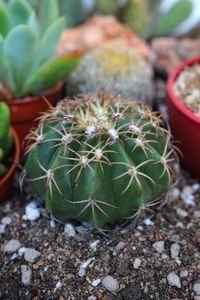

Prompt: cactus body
[0,102,13,178]
[67,47,153,104]
[96,0,119,15]
[120,0,149,38]
[25,94,174,227]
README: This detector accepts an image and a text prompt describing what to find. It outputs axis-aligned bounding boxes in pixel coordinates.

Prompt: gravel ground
[0,169,199,300]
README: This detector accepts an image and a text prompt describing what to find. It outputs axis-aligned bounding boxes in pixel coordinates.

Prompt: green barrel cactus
[67,47,153,105]
[96,0,119,15]
[0,102,13,177]
[120,0,150,38]
[25,94,175,227]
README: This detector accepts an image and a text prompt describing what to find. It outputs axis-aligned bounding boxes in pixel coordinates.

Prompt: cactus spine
[25,94,175,227]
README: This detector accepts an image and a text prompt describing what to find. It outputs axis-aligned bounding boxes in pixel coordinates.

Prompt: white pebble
[176,208,188,218]
[3,239,21,253]
[55,281,62,289]
[102,275,119,292]
[21,265,32,286]
[50,219,56,228]
[133,258,141,269]
[78,268,86,277]
[170,243,180,259]
[22,201,40,221]
[152,241,165,254]
[89,240,100,249]
[144,218,154,226]
[194,283,200,295]
[91,278,101,287]
[0,224,6,234]
[170,188,180,200]
[114,241,126,251]
[192,183,200,192]
[80,257,94,269]
[18,247,28,256]
[88,296,97,300]
[180,270,188,278]
[24,248,41,263]
[10,253,17,260]
[1,216,12,224]
[64,223,76,237]
[167,272,181,289]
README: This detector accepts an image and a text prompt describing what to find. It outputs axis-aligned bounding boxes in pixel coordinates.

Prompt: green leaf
[23,53,80,96]
[3,25,38,96]
[0,34,4,53]
[0,55,15,92]
[153,0,192,36]
[32,17,65,71]
[8,0,33,27]
[27,11,39,35]
[39,0,60,36]
[0,2,11,37]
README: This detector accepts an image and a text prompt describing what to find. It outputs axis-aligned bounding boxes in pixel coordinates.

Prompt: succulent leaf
[0,2,11,37]
[3,25,38,96]
[0,55,15,92]
[38,0,59,36]
[0,34,4,53]
[8,0,32,27]
[32,17,65,71]
[23,53,80,96]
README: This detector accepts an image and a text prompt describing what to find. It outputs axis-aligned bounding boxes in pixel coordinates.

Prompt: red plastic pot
[0,127,20,202]
[6,82,62,145]
[167,56,200,180]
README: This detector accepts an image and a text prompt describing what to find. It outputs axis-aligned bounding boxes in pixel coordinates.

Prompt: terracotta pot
[6,82,62,145]
[0,127,20,202]
[167,56,200,180]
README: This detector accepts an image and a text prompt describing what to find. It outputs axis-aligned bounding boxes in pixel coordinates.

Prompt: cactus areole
[25,95,174,227]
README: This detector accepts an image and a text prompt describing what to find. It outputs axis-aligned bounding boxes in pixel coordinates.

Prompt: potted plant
[24,93,175,227]
[167,56,200,180]
[0,102,20,201]
[0,0,80,143]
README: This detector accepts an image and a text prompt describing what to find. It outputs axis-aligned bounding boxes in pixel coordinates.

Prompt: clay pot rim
[6,82,63,106]
[167,56,200,125]
[0,127,20,187]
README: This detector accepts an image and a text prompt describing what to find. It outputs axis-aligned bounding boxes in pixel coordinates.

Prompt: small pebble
[102,275,119,292]
[88,296,97,300]
[1,216,12,225]
[50,219,56,228]
[21,265,32,286]
[144,218,154,226]
[10,253,17,260]
[180,270,188,278]
[194,297,200,300]
[55,281,62,289]
[23,202,40,221]
[133,258,141,269]
[18,247,27,257]
[170,243,180,259]
[114,241,125,251]
[64,223,76,237]
[194,210,200,219]
[89,240,100,249]
[176,208,188,218]
[0,224,6,234]
[80,258,94,269]
[152,241,165,254]
[167,272,181,289]
[24,248,41,263]
[91,278,101,287]
[78,268,86,277]
[194,283,200,295]
[192,183,200,192]
[3,239,21,253]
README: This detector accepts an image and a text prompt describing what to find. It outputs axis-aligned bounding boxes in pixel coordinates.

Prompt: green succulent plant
[0,101,13,177]
[120,0,150,38]
[153,0,193,37]
[0,0,80,99]
[67,47,153,104]
[24,94,175,227]
[96,0,119,15]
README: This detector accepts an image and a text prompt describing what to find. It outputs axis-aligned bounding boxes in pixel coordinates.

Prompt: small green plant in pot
[24,94,175,227]
[0,0,80,142]
[0,101,20,201]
